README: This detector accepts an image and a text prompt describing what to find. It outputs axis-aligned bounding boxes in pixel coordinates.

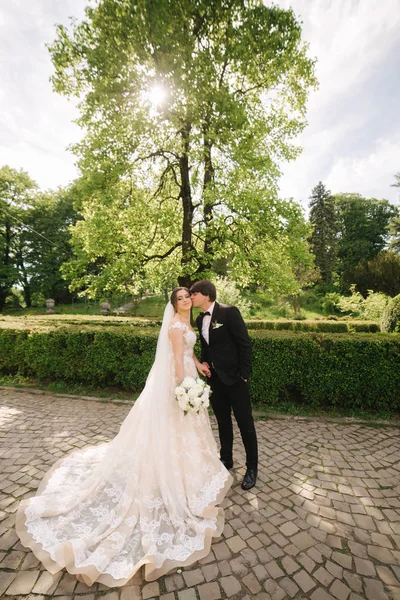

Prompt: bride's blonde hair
[170,287,190,312]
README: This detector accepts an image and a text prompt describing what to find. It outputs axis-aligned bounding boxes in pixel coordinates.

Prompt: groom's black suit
[196,302,258,471]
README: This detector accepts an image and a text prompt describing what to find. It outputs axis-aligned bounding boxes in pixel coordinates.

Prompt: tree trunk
[0,217,12,310]
[178,120,194,289]
[16,247,32,308]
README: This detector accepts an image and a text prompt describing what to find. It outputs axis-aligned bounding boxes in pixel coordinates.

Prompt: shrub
[214,276,251,317]
[1,328,399,413]
[337,285,389,319]
[381,294,400,333]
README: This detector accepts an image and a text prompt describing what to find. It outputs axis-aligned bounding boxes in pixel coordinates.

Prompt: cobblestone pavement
[1,388,400,600]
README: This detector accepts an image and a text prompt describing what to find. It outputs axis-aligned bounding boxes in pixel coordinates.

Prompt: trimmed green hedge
[1,328,399,412]
[244,320,380,333]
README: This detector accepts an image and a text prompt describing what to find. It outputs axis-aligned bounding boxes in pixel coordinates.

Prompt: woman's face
[175,289,192,311]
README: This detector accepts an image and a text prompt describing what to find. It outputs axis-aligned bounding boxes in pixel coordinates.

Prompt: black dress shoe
[241,468,257,490]
[221,459,233,470]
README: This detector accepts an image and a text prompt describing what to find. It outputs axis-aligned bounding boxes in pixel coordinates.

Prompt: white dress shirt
[201,302,215,345]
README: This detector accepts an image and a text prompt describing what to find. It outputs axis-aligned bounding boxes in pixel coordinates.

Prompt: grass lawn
[2,292,329,321]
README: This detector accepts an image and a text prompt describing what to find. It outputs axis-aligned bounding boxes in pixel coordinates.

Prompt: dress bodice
[168,321,197,378]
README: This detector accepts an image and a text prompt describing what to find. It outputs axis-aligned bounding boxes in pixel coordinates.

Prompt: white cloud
[326,137,400,201]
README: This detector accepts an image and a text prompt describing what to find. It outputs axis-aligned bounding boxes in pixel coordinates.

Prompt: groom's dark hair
[190,280,216,301]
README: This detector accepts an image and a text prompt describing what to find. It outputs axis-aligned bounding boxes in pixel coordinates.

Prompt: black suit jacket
[196,302,252,386]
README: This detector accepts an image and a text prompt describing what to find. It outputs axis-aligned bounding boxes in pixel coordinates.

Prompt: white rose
[175,386,185,397]
[182,376,195,389]
[200,392,210,409]
[188,387,198,399]
[178,393,189,410]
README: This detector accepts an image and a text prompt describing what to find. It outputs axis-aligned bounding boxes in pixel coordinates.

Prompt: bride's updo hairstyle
[170,287,190,313]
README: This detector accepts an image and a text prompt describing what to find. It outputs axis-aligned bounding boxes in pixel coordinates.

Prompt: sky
[0,0,399,209]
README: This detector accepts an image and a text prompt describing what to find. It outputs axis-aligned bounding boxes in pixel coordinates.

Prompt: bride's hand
[197,362,211,378]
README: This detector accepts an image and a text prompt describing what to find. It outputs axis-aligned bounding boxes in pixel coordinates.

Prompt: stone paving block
[265,560,284,579]
[343,572,363,593]
[202,563,219,582]
[329,579,351,600]
[242,571,262,594]
[293,569,317,593]
[364,577,390,600]
[178,590,197,600]
[53,572,77,595]
[377,565,400,587]
[198,581,221,600]
[354,556,376,576]
[226,534,247,553]
[281,555,300,575]
[120,585,142,599]
[263,578,286,600]
[331,550,352,569]
[182,568,204,587]
[142,581,159,599]
[212,541,231,560]
[218,559,231,575]
[291,531,316,551]
[159,594,175,600]
[101,592,119,600]
[314,566,334,587]
[33,571,62,594]
[220,575,241,597]
[251,563,267,581]
[279,575,299,598]
[6,570,40,595]
[165,574,184,592]
[0,571,16,596]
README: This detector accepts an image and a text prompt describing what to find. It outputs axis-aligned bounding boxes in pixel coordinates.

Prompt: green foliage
[381,294,400,333]
[337,285,389,320]
[334,193,399,293]
[244,320,379,333]
[1,328,398,412]
[351,251,400,297]
[20,189,79,304]
[250,331,400,411]
[214,277,250,316]
[308,182,337,284]
[0,166,37,310]
[48,0,317,294]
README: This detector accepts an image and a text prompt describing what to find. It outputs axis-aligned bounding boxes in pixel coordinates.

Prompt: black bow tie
[201,311,211,317]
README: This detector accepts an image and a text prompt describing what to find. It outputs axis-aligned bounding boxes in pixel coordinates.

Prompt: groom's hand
[198,362,211,377]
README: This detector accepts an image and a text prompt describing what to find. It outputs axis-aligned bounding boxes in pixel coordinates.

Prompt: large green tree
[334,193,398,293]
[308,182,337,285]
[17,189,79,306]
[0,166,37,311]
[49,0,316,295]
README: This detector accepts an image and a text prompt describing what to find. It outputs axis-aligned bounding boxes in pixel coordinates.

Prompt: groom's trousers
[209,371,258,471]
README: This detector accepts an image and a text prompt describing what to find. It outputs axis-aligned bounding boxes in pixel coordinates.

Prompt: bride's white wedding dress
[16,304,233,587]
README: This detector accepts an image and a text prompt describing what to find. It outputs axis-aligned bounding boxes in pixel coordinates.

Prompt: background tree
[0,166,37,311]
[333,193,398,293]
[389,171,400,252]
[351,250,400,297]
[18,189,79,306]
[49,0,317,295]
[308,182,337,286]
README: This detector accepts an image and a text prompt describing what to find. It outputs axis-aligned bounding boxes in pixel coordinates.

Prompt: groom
[190,280,258,490]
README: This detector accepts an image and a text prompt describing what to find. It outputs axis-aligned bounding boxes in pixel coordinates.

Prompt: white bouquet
[175,376,211,415]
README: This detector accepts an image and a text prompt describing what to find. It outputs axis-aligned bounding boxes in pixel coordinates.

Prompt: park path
[0,387,400,600]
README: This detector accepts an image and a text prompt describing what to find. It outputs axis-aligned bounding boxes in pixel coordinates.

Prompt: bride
[16,287,233,587]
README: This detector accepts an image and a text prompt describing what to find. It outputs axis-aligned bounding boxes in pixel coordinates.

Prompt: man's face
[190,291,208,308]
